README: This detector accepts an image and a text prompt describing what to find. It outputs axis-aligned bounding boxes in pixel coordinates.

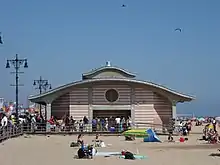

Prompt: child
[168,133,174,142]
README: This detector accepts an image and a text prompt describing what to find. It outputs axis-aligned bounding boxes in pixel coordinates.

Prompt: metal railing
[21,122,177,135]
[0,121,179,142]
[0,125,23,143]
[22,122,123,134]
[135,122,175,133]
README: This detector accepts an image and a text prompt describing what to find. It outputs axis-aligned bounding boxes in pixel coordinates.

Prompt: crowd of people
[46,115,132,132]
[202,118,219,143]
[0,113,23,142]
[0,111,132,133]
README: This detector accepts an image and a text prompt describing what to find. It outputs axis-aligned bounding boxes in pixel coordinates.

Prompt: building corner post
[131,87,135,127]
[172,101,177,119]
[46,103,52,133]
[88,87,93,121]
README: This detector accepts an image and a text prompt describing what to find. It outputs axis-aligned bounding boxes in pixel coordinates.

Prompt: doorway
[93,110,131,119]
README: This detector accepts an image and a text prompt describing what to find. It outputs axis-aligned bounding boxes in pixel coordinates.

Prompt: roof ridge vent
[106,61,111,67]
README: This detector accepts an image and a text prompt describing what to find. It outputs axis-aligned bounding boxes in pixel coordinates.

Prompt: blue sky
[0,0,219,116]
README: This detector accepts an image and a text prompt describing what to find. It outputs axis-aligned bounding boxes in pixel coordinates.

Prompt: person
[168,133,174,142]
[208,129,218,144]
[77,134,84,146]
[92,118,97,132]
[186,120,192,135]
[79,120,84,132]
[115,116,121,132]
[92,134,105,147]
[121,150,135,160]
[212,118,217,132]
[69,116,76,132]
[1,114,8,127]
[83,116,89,124]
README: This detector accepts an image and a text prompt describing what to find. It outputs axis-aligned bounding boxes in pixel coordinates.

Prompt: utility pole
[33,76,51,116]
[6,54,28,123]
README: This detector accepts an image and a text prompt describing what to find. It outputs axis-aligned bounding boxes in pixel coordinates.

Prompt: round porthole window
[105,89,119,102]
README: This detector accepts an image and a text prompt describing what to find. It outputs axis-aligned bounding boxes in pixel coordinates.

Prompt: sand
[0,125,220,165]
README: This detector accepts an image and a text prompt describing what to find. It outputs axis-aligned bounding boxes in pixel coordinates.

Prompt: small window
[105,89,119,102]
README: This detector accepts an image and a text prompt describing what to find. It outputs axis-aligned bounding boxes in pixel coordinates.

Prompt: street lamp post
[33,76,51,116]
[0,32,3,44]
[6,54,28,123]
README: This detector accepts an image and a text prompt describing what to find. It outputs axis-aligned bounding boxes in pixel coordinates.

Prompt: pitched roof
[28,78,195,102]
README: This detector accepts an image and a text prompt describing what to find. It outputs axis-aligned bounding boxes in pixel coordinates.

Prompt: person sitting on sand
[121,150,135,160]
[92,134,105,147]
[77,134,84,146]
[168,133,174,142]
[207,129,218,144]
[208,123,214,131]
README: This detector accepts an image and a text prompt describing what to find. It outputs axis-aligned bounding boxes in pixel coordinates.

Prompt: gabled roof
[28,78,195,102]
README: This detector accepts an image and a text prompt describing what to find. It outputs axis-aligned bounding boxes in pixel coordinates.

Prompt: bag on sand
[124,152,135,160]
[77,148,86,158]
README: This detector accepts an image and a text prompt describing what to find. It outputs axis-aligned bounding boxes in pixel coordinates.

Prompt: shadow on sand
[209,153,220,157]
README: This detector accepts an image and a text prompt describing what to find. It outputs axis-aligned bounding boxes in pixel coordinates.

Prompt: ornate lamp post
[33,76,51,116]
[6,54,28,123]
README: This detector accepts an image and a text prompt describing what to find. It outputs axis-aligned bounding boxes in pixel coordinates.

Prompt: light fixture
[6,61,10,68]
[24,60,28,68]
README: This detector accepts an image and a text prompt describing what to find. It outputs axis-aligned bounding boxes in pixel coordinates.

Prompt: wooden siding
[51,93,70,119]
[134,104,155,123]
[69,88,89,105]
[134,88,154,104]
[69,88,89,120]
[134,88,172,127]
[153,92,172,125]
[92,85,131,105]
[51,85,172,123]
[69,105,89,121]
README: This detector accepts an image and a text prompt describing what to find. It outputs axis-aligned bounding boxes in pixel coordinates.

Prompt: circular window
[105,89,119,102]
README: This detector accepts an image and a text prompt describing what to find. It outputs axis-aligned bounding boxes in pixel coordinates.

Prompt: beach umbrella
[198,117,205,121]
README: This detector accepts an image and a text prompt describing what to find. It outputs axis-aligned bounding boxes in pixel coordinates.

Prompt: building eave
[28,78,195,102]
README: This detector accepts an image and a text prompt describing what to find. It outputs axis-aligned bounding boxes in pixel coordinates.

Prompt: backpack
[77,148,85,158]
[124,152,135,160]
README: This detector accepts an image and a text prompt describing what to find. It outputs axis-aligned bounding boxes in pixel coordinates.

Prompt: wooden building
[28,62,194,125]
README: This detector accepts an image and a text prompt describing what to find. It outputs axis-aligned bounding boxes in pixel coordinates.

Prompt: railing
[0,122,180,143]
[134,122,179,134]
[22,122,122,134]
[0,125,23,143]
[22,122,178,135]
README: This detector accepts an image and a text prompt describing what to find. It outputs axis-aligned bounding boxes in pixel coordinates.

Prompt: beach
[0,125,220,165]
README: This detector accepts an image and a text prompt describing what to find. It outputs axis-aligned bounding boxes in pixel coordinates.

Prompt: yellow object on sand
[122,129,148,138]
[208,124,214,130]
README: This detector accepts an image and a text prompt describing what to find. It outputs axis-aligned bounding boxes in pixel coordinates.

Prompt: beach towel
[120,155,147,160]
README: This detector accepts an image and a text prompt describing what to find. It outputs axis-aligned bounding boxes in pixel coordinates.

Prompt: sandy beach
[0,126,220,165]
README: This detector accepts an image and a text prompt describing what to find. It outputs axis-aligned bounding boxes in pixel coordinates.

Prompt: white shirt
[115,118,120,124]
[1,116,8,127]
[31,117,36,123]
